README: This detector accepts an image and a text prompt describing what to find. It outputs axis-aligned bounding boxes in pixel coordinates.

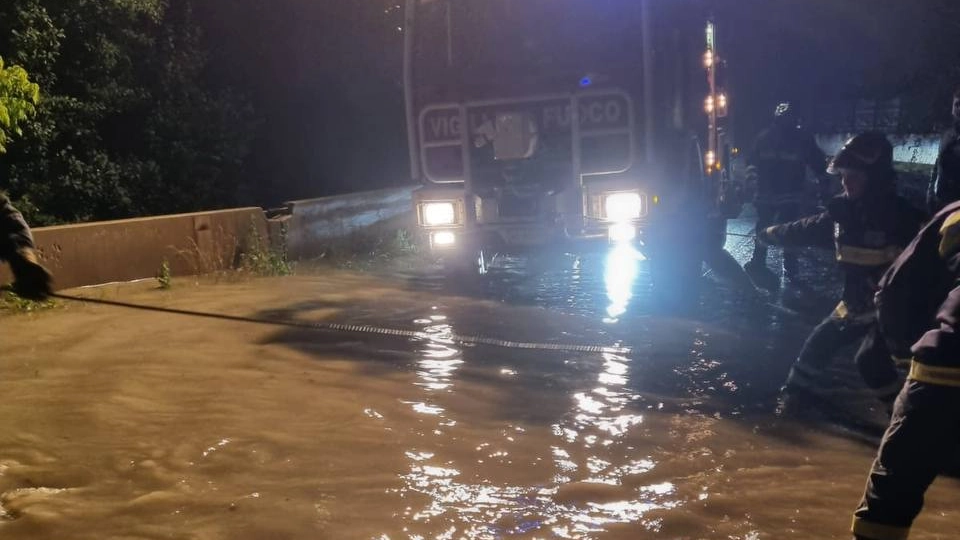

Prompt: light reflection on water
[603,244,644,322]
[412,314,464,392]
[398,308,676,538]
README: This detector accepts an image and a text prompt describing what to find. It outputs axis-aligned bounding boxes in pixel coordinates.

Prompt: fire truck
[404,0,737,283]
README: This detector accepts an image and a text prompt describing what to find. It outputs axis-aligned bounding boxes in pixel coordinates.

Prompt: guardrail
[269,186,418,260]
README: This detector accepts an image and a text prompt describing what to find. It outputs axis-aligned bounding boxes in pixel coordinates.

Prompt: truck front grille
[497,195,539,219]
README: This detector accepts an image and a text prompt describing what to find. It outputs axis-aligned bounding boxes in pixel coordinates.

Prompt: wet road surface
[2,219,959,539]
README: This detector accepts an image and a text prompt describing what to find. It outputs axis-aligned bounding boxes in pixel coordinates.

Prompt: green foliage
[391,228,418,255]
[0,288,58,313]
[0,0,258,225]
[240,220,292,277]
[156,258,172,289]
[315,225,419,271]
[0,57,40,153]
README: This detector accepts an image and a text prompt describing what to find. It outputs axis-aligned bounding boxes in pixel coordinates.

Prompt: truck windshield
[416,0,643,85]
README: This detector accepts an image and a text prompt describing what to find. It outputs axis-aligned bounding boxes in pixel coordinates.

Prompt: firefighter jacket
[761,190,924,317]
[747,125,826,204]
[928,125,960,212]
[0,193,35,262]
[876,200,960,384]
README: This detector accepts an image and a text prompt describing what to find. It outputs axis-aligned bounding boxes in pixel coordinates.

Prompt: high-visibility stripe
[852,517,910,540]
[830,301,876,323]
[835,244,901,266]
[938,210,960,257]
[908,360,960,388]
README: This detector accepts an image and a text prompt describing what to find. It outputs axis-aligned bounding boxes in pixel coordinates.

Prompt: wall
[2,208,267,290]
[1,185,419,291]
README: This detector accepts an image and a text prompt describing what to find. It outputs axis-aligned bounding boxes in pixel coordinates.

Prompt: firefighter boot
[744,258,780,291]
[775,363,826,419]
[775,385,825,420]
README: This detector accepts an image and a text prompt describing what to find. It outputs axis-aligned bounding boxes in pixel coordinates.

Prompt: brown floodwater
[1,266,957,539]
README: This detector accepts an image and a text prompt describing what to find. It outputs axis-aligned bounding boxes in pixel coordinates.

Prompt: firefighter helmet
[827,132,893,175]
[773,102,798,128]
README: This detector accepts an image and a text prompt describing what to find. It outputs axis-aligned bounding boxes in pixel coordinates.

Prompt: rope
[48,292,631,355]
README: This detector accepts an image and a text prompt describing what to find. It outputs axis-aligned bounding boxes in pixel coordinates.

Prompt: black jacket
[928,125,960,213]
[763,189,924,315]
[0,194,35,262]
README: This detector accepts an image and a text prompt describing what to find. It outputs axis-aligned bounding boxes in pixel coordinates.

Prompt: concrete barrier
[1,208,268,291]
[1,185,420,291]
[274,186,418,260]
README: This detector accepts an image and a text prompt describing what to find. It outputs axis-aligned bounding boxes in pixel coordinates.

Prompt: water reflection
[603,244,644,322]
[397,471,680,539]
[577,353,641,435]
[412,313,464,392]
[395,326,684,538]
[547,348,681,536]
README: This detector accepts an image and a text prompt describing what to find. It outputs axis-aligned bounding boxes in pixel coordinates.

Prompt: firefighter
[757,133,924,413]
[851,199,960,540]
[1,193,52,301]
[926,87,960,213]
[744,102,831,289]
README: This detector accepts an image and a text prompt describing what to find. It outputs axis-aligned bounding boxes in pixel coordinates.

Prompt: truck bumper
[424,220,646,256]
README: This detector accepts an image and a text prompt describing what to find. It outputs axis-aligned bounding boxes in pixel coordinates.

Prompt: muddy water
[2,267,958,539]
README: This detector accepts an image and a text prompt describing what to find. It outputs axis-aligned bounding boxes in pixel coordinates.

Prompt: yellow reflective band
[835,244,901,266]
[852,517,910,540]
[908,360,960,388]
[831,301,876,322]
[939,209,960,258]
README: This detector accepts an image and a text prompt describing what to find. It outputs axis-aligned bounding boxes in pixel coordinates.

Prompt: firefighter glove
[756,227,776,246]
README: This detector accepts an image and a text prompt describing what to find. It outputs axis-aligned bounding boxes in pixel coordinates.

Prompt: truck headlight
[431,231,456,248]
[604,192,642,222]
[421,201,457,226]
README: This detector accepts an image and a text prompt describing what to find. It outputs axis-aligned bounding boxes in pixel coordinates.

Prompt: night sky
[192,0,958,203]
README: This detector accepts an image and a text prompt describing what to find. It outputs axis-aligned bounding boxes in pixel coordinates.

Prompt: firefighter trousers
[852,379,960,540]
[785,315,901,401]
